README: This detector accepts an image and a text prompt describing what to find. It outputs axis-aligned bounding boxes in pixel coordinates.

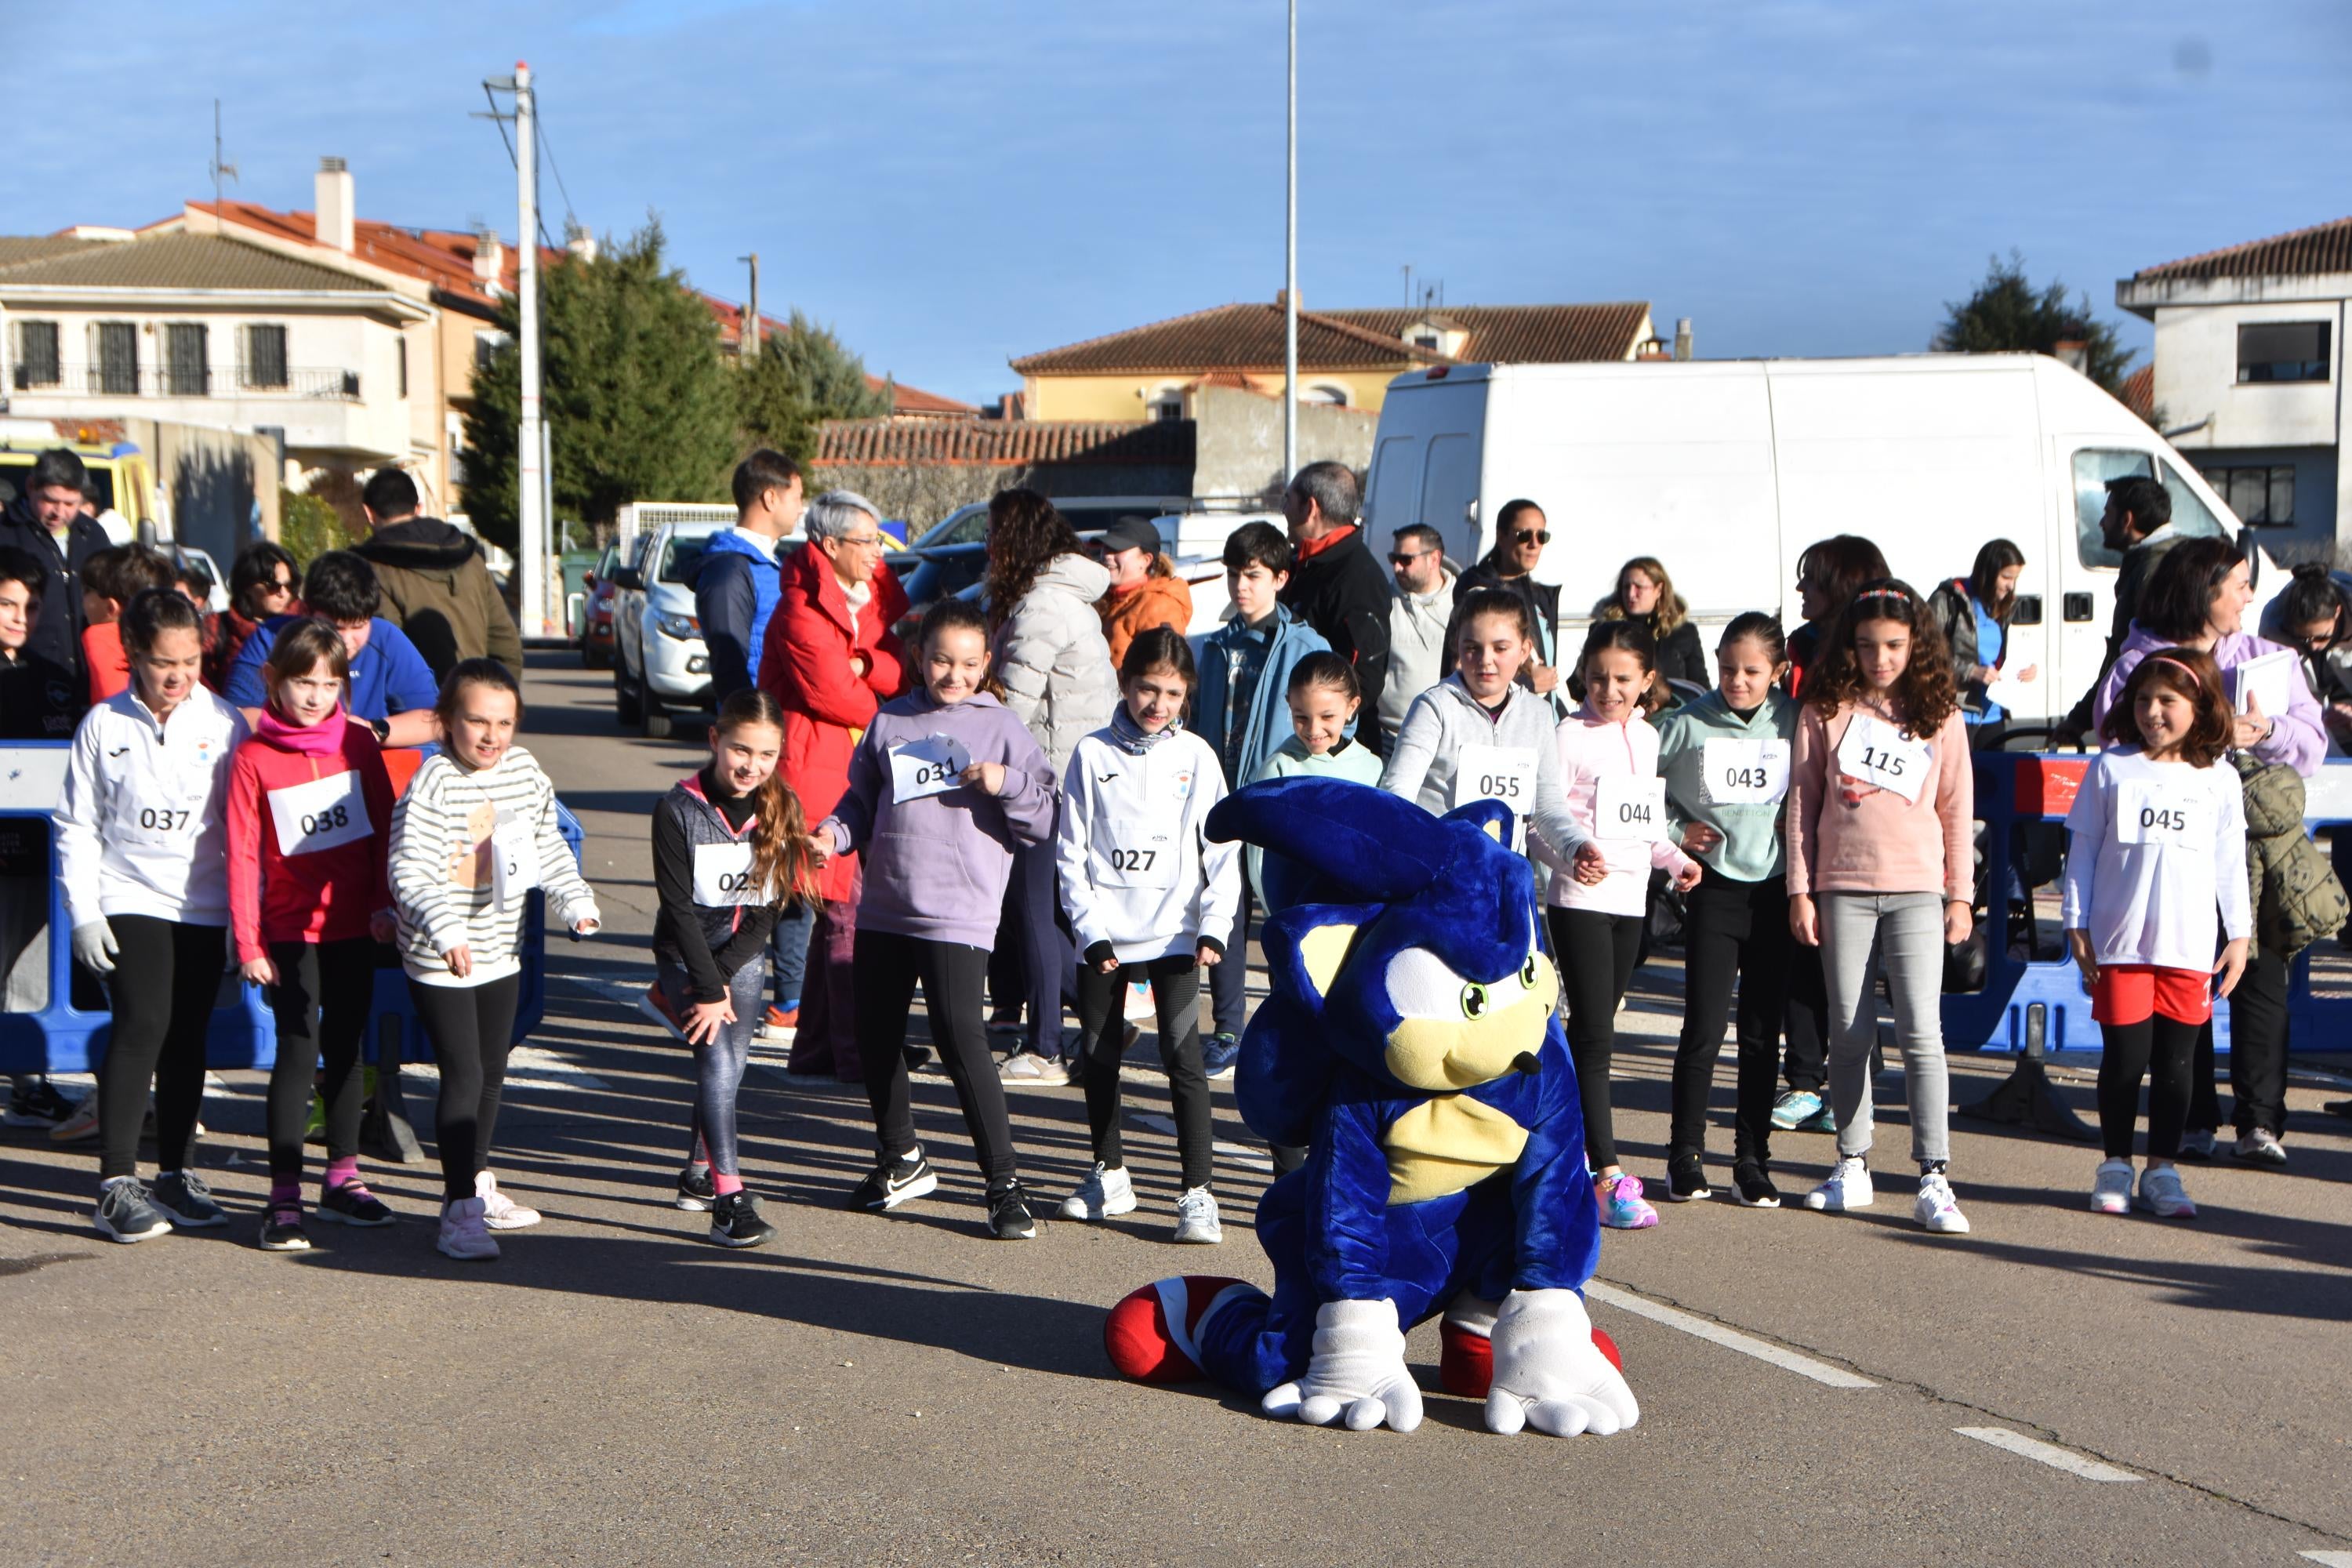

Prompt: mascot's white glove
[1263,1298,1422,1433]
[71,920,118,976]
[1483,1287,1639,1437]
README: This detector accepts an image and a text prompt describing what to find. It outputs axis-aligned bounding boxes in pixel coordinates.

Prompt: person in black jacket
[1279,461,1391,757]
[0,449,111,685]
[0,546,74,739]
[1595,554,1708,698]
[1445,498,1563,709]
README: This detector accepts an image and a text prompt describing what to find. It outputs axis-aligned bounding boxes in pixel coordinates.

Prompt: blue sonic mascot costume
[1104,778,1639,1437]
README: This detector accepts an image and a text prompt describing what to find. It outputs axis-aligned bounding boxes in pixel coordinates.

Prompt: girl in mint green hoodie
[1245,652,1383,906]
[1655,613,1800,1210]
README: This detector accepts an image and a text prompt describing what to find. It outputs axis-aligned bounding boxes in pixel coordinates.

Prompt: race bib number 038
[1593,775,1669,843]
[2114,780,2203,847]
[1835,713,1930,804]
[890,734,971,804]
[266,770,373,857]
[1700,737,1789,806]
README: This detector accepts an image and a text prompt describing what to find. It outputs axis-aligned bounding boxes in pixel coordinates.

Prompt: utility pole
[513,63,549,637]
[739,253,760,359]
[1283,0,1298,484]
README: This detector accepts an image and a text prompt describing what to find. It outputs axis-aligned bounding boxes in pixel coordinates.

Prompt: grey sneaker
[151,1170,227,1229]
[2176,1127,2216,1161]
[2136,1164,2197,1218]
[93,1177,172,1243]
[1058,1162,1136,1221]
[1172,1185,1222,1245]
[998,1051,1069,1087]
[2230,1127,2288,1167]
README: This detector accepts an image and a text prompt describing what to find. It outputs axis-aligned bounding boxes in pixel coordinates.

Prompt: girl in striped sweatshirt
[390,659,601,1261]
[225,618,399,1252]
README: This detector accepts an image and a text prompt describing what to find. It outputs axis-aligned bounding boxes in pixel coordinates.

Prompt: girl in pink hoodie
[1544,620,1700,1230]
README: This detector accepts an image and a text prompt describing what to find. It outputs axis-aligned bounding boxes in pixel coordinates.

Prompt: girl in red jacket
[226,618,399,1253]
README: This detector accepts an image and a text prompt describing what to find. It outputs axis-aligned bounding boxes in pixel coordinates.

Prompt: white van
[1362,354,2269,723]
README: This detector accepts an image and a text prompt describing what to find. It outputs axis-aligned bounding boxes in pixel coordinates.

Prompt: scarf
[1109,704,1182,755]
[256,701,350,757]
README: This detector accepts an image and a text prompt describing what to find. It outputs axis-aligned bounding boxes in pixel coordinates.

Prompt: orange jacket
[1097,572,1193,671]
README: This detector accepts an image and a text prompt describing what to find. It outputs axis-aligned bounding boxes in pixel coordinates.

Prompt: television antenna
[209,100,239,210]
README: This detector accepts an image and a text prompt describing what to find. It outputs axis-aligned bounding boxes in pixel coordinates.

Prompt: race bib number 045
[2114,780,2204,847]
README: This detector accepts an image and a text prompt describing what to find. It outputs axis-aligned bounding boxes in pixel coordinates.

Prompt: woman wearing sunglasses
[1445,498,1562,710]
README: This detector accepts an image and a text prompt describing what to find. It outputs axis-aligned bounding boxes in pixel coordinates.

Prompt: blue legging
[659,956,768,1178]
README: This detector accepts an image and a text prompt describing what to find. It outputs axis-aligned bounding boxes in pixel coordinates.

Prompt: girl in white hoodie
[1055,627,1243,1243]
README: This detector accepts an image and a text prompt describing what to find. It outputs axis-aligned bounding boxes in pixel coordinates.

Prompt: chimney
[564,220,597,263]
[1673,318,1694,361]
[2054,339,2090,373]
[316,157,354,252]
[473,227,504,291]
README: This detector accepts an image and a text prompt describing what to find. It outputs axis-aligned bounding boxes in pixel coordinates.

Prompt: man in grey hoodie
[1380,522,1455,746]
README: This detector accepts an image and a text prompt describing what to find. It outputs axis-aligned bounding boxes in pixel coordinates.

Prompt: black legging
[2096,1011,2201,1161]
[97,916,224,1181]
[853,928,1016,1185]
[1549,906,1642,1173]
[2188,945,2289,1136]
[1209,883,1256,1037]
[407,974,521,1201]
[1671,869,1791,1170]
[1078,952,1212,1190]
[1781,940,1829,1095]
[264,936,376,1181]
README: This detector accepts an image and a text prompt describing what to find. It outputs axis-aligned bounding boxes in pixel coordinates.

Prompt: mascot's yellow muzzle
[1381,959,1559,1093]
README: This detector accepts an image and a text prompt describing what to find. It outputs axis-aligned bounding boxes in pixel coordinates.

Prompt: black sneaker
[1664,1156,1711,1203]
[848,1149,938,1211]
[93,1178,172,1243]
[317,1181,396,1227]
[709,1190,777,1248]
[1733,1165,1781,1209]
[5,1076,76,1127]
[151,1170,227,1228]
[258,1205,310,1252]
[675,1164,716,1212]
[985,1178,1038,1240]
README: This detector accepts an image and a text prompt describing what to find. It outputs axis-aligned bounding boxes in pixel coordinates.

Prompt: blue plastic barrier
[0,742,583,1076]
[1944,751,2352,1058]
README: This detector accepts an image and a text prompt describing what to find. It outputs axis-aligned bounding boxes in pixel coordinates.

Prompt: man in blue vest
[689,448,811,1053]
[696,449,804,702]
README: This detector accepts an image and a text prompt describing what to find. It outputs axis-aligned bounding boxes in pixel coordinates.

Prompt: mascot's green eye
[1520,955,1538,987]
[1461,982,1490,1019]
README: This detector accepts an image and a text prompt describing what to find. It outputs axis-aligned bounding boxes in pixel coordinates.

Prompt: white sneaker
[1172,1185,1222,1245]
[999,1051,1069,1087]
[437,1196,499,1260]
[2089,1158,2134,1215]
[2136,1164,2197,1219]
[475,1170,541,1230]
[1802,1155,1873,1211]
[1058,1162,1135,1221]
[1915,1171,1970,1234]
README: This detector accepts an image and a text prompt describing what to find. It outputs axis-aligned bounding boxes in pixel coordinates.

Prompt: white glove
[1483,1287,1639,1436]
[71,920,118,975]
[1262,1298,1422,1433]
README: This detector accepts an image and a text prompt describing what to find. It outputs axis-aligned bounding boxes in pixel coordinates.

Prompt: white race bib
[1835,713,1931,804]
[691,841,762,906]
[266,770,372,857]
[1095,818,1178,888]
[1593,775,1669,843]
[2114,779,2205,847]
[490,815,539,910]
[117,788,201,848]
[1700,737,1790,806]
[890,733,971,804]
[1454,743,1537,851]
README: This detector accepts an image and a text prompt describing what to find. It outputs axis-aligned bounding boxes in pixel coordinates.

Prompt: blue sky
[8,1,2347,405]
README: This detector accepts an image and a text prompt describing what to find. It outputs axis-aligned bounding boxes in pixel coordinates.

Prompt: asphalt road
[5,656,2349,1567]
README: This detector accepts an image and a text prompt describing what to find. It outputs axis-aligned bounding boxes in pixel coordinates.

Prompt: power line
[479,80,557,250]
[535,111,579,234]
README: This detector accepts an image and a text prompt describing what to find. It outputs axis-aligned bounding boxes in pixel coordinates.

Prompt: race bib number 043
[1700,737,1789,806]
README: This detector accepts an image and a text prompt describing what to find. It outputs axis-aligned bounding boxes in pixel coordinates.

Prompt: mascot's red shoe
[1440,1319,1621,1399]
[1105,1277,1254,1383]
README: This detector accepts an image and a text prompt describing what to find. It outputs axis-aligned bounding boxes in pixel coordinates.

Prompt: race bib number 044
[1593,775,1669,843]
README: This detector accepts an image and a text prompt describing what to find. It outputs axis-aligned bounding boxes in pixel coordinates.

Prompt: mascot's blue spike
[1106,777,1640,1438]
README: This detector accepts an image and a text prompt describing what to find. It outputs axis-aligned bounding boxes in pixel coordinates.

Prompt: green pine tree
[735,310,893,468]
[463,219,737,550]
[1934,251,2135,395]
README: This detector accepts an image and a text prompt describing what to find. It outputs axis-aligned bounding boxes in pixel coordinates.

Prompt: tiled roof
[171,201,522,311]
[0,236,108,269]
[1010,300,1650,375]
[2134,216,2352,282]
[2121,364,2154,422]
[0,231,384,292]
[816,417,1193,469]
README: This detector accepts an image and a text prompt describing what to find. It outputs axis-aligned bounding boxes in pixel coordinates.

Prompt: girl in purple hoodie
[817,597,1058,1240]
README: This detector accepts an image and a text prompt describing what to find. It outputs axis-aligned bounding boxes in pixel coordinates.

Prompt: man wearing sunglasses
[1445,498,1562,709]
[1378,524,1455,746]
[1279,461,1392,758]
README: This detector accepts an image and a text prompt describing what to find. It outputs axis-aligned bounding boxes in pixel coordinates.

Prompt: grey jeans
[1817,890,1950,1166]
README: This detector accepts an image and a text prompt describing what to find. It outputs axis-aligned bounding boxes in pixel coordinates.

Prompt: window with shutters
[93,321,137,394]
[10,321,60,388]
[2237,321,2330,384]
[165,322,209,396]
[241,324,289,389]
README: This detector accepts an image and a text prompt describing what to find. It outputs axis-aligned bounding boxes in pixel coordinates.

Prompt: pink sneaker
[437,1196,499,1261]
[475,1170,541,1231]
[1597,1173,1660,1230]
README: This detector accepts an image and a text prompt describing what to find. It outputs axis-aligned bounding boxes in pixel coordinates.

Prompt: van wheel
[614,664,642,725]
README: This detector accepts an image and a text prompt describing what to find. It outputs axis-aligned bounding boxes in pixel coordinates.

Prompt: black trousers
[97,916,223,1181]
[1209,883,1257,1038]
[2097,1011,2201,1161]
[2190,945,2289,1135]
[1670,869,1791,1169]
[1781,938,1829,1094]
[264,936,376,1181]
[1549,906,1642,1173]
[1078,953,1212,1190]
[408,974,521,1201]
[853,928,1015,1185]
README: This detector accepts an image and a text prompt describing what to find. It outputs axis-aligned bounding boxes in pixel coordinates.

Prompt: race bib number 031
[890,734,971,804]
[1593,775,1669,843]
[1700,737,1789,806]
[2114,780,2203,847]
[266,770,372,857]
[1835,713,1930,804]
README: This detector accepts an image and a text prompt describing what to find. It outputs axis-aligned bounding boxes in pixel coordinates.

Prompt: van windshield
[2071,448,2224,570]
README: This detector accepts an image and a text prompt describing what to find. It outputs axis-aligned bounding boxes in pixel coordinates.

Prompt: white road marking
[1583,1280,1878,1389]
[1954,1426,2140,1483]
[1131,1112,1273,1171]
[395,1045,608,1092]
[2298,1553,2352,1566]
[547,971,645,1007]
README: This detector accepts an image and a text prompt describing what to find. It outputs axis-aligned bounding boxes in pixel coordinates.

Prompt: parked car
[609,522,717,739]
[1363,354,2277,724]
[891,494,1199,618]
[578,544,619,669]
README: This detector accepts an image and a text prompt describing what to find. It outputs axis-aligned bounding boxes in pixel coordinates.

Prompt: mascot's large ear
[1443,797,1515,845]
[1207,779,1444,902]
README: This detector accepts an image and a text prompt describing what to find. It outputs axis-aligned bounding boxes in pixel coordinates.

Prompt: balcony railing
[7,364,363,401]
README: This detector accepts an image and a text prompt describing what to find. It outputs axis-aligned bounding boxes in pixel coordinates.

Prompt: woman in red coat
[758,490,908,1080]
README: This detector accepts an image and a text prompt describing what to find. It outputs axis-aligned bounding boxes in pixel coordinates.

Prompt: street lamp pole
[1283,0,1298,485]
